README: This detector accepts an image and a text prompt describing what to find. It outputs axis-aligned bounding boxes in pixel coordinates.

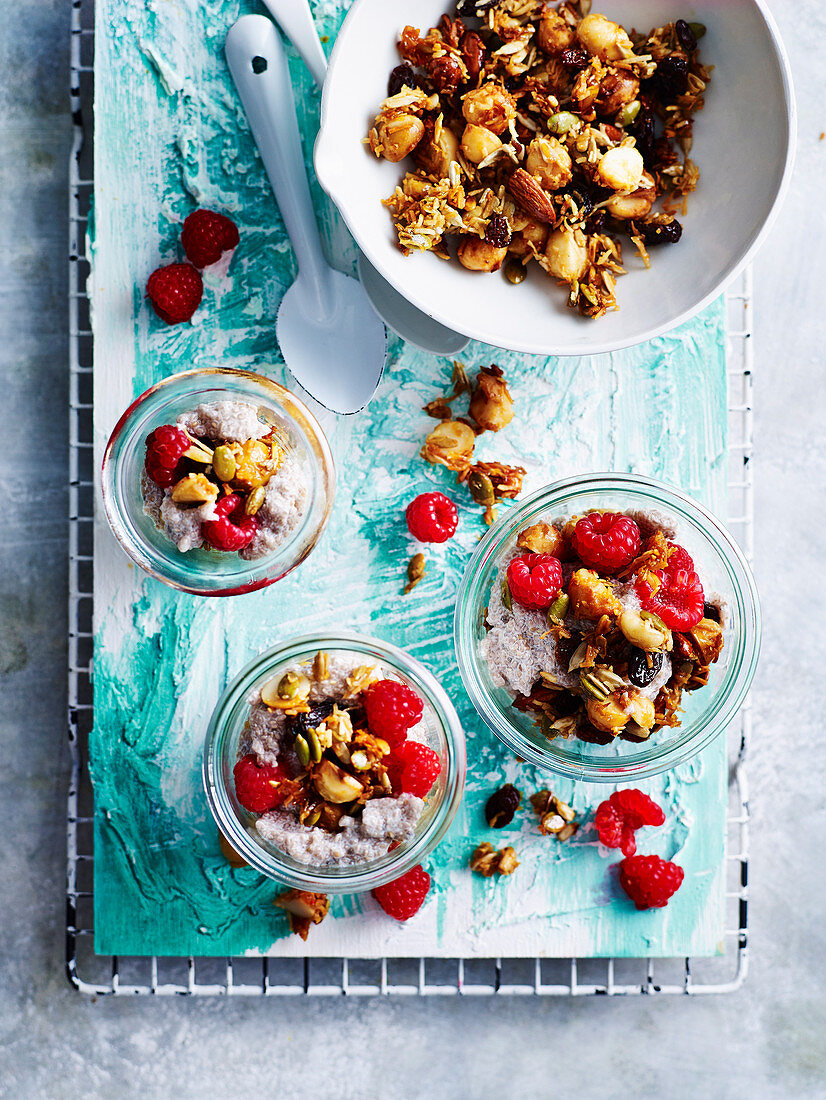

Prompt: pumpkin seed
[303,806,321,827]
[546,111,579,135]
[547,593,570,624]
[277,671,311,701]
[468,470,495,507]
[294,734,311,768]
[306,727,323,764]
[504,258,526,285]
[212,444,237,483]
[616,99,641,127]
[245,486,266,516]
[501,578,513,612]
[688,21,706,39]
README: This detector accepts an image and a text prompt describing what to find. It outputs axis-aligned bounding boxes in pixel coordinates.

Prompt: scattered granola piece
[468,366,514,432]
[273,889,330,940]
[403,552,426,594]
[530,790,578,840]
[470,841,520,877]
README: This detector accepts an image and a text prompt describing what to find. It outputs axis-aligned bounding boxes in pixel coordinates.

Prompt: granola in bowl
[454,474,760,781]
[141,399,309,560]
[205,634,465,891]
[367,1,710,319]
[482,507,725,746]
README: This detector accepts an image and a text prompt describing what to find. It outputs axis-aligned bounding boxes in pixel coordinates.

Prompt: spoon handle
[260,0,327,86]
[225,15,331,311]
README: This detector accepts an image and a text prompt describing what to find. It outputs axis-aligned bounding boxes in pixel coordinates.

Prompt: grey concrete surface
[0,1,824,1097]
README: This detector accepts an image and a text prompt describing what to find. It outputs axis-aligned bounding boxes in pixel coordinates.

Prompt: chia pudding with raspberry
[141,400,308,559]
[234,651,441,866]
[481,509,725,746]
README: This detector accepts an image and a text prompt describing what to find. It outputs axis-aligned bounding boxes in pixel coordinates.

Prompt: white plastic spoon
[260,0,470,357]
[226,15,386,415]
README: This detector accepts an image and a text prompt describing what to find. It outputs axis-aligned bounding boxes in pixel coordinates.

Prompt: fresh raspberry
[571,512,641,573]
[406,492,458,543]
[667,541,694,571]
[202,493,258,552]
[594,789,666,857]
[506,553,563,610]
[233,754,289,813]
[146,262,203,324]
[636,562,705,631]
[372,865,431,920]
[386,741,442,798]
[144,424,191,488]
[619,854,685,910]
[181,209,240,269]
[364,679,424,747]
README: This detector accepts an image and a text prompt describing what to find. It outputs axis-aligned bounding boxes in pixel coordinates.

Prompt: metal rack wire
[66,0,751,995]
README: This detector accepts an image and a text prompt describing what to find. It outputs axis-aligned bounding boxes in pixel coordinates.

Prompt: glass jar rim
[203,631,466,891]
[454,471,761,782]
[100,367,335,596]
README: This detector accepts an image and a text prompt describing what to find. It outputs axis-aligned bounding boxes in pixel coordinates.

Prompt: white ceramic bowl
[315,0,795,355]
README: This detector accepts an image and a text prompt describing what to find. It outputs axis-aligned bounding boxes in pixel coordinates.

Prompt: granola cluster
[471,781,579,877]
[421,361,525,525]
[367,2,710,318]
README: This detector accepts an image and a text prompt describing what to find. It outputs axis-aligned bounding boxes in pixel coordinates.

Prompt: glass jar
[454,473,760,782]
[203,632,466,893]
[101,368,335,595]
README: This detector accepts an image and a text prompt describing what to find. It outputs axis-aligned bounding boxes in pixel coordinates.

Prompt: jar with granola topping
[203,633,466,892]
[454,473,760,782]
[101,368,335,595]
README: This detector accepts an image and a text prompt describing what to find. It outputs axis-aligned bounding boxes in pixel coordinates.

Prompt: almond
[507,168,556,224]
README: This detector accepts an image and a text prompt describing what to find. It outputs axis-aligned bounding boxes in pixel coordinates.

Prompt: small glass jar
[454,473,761,783]
[101,368,335,596]
[203,632,466,893]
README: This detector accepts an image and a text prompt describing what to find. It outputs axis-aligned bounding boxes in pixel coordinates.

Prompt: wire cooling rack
[67,0,752,996]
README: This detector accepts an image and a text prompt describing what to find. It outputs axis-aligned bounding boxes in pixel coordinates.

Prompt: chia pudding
[233,652,441,867]
[481,508,725,746]
[141,400,308,559]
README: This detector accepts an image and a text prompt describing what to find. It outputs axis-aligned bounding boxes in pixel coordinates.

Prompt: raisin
[428,54,464,94]
[456,0,496,15]
[703,602,721,622]
[628,648,664,688]
[675,19,698,53]
[587,209,606,233]
[640,217,683,245]
[460,30,486,78]
[485,783,521,828]
[630,106,656,163]
[485,214,512,248]
[560,47,589,69]
[388,63,416,97]
[289,700,336,737]
[646,56,689,103]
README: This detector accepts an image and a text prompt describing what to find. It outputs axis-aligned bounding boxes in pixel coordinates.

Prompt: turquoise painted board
[91,0,728,958]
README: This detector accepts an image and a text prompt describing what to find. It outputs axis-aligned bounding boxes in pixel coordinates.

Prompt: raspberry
[202,493,258,552]
[233,754,289,813]
[619,854,685,910]
[386,741,441,798]
[506,553,563,610]
[406,492,458,543]
[594,789,666,857]
[572,512,641,573]
[364,679,424,747]
[667,541,694,571]
[372,865,431,920]
[181,209,240,269]
[146,262,203,324]
[144,424,191,488]
[636,562,704,631]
